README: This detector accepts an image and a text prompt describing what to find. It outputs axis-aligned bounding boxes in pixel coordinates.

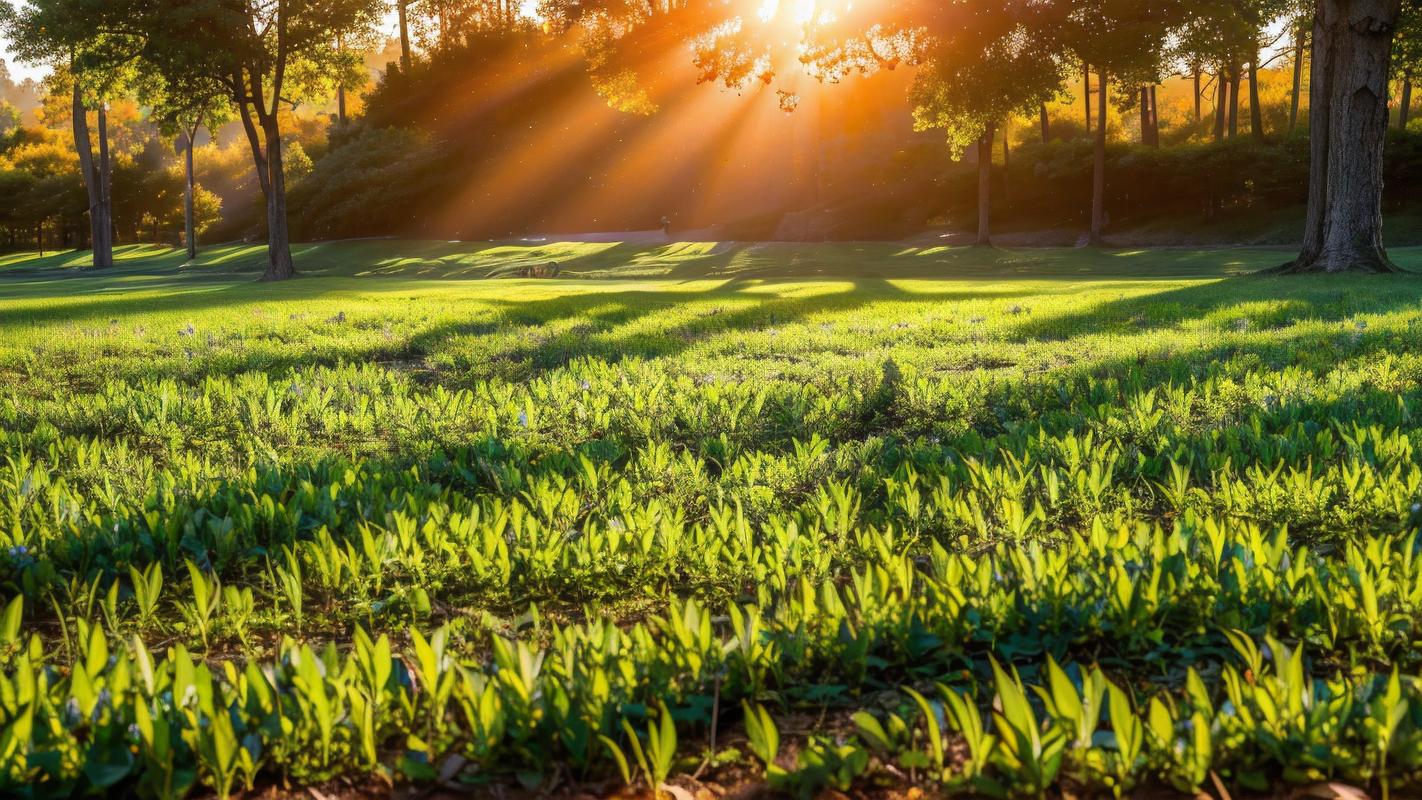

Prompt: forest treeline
[1,0,1420,275]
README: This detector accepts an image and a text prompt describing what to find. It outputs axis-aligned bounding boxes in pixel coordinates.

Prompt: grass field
[5,241,1422,797]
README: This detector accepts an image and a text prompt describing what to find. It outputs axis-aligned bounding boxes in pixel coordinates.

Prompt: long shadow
[8,242,1421,390]
[398,277,1049,381]
[1010,271,1422,343]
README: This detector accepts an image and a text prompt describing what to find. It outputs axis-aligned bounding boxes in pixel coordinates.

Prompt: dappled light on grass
[5,243,1422,796]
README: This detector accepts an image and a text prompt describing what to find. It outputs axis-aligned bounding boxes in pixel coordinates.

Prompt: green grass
[5,241,1422,797]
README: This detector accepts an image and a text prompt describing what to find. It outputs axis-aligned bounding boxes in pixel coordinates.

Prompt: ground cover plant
[3,242,1422,797]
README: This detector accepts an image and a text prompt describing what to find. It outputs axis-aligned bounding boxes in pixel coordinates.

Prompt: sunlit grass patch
[2,242,1422,796]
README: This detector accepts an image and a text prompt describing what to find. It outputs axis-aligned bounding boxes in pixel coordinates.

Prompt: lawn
[4,241,1422,797]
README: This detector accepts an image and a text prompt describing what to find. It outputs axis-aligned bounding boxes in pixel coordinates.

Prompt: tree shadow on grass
[1009,271,1422,343]
[7,242,1420,389]
[399,277,1051,381]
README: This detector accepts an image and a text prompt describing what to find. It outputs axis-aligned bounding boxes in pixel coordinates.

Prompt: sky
[0,37,41,83]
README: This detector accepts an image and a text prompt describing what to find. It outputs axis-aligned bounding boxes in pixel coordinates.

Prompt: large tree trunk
[261,118,296,281]
[70,83,107,267]
[184,130,197,261]
[1249,52,1265,139]
[1040,103,1050,144]
[1090,69,1108,245]
[1280,0,1403,274]
[975,122,994,246]
[1291,28,1307,130]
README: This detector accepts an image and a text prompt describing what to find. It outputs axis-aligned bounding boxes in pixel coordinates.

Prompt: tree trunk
[1090,69,1108,246]
[1291,28,1306,130]
[336,34,348,124]
[261,118,296,281]
[1228,67,1241,138]
[1084,63,1093,133]
[1040,102,1050,143]
[1150,85,1160,145]
[96,102,114,266]
[1400,78,1413,130]
[1140,86,1151,144]
[1281,0,1403,274]
[1194,68,1203,122]
[975,122,994,246]
[1214,70,1228,142]
[70,83,111,268]
[184,129,197,261]
[1249,51,1265,139]
[399,0,413,74]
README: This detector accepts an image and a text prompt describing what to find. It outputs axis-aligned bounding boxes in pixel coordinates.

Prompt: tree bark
[96,102,114,265]
[976,122,994,246]
[1281,0,1403,273]
[1291,28,1307,130]
[70,82,108,267]
[261,117,296,281]
[1090,69,1108,245]
[1040,102,1050,143]
[1249,51,1265,139]
[184,128,197,261]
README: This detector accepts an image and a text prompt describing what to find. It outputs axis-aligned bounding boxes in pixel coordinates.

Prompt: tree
[95,0,384,280]
[1280,0,1406,273]
[672,1,1063,245]
[1062,0,1187,244]
[1290,14,1310,130]
[1,1,139,269]
[0,100,18,137]
[145,74,230,261]
[1396,4,1422,129]
[903,4,1064,245]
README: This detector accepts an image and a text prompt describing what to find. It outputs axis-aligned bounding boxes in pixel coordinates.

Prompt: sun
[756,0,846,27]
